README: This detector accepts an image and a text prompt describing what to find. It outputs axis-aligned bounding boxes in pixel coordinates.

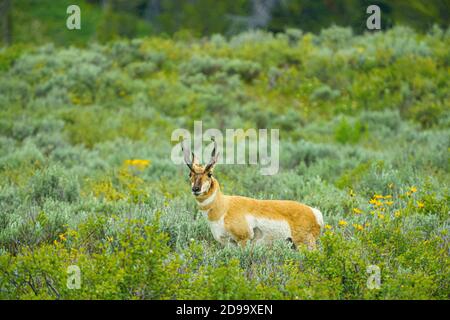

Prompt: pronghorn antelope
[181,139,324,249]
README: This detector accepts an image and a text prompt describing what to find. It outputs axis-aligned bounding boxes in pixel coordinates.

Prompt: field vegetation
[0,25,449,299]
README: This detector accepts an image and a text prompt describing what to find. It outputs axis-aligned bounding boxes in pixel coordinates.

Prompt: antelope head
[181,138,219,196]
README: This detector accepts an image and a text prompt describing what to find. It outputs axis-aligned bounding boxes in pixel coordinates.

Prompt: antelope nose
[192,186,201,193]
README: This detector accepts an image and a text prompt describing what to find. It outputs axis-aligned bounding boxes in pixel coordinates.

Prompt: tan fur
[194,175,322,249]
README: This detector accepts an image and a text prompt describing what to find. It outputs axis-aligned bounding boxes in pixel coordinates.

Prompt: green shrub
[334,118,367,144]
[310,84,341,101]
[28,166,80,204]
[181,56,261,83]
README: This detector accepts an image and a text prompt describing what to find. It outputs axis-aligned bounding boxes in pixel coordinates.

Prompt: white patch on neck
[196,187,217,207]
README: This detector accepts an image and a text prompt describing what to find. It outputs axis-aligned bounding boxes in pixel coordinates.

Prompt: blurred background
[1,0,449,46]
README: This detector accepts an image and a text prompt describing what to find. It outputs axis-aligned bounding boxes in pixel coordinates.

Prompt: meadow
[0,25,449,299]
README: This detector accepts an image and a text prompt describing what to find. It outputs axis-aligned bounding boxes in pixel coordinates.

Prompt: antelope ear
[205,138,219,172]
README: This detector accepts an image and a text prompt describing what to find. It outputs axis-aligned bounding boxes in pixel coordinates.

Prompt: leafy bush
[334,118,367,144]
[28,166,80,204]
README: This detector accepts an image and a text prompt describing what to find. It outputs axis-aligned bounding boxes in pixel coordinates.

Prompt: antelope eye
[207,172,212,178]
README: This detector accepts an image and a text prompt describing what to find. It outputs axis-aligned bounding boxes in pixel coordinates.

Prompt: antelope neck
[196,179,215,205]
[195,179,221,212]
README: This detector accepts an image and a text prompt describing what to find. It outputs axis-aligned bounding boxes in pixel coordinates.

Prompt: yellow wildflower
[394,211,401,218]
[338,220,348,227]
[324,224,332,230]
[378,214,385,220]
[384,195,392,199]
[353,223,364,231]
[349,189,356,197]
[67,229,76,237]
[353,208,363,214]
[410,186,417,193]
[385,201,394,206]
[417,201,425,209]
[124,159,151,170]
[374,194,384,199]
[59,234,66,242]
[370,199,383,207]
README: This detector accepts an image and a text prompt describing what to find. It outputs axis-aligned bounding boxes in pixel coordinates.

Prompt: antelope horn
[205,137,219,172]
[181,140,195,172]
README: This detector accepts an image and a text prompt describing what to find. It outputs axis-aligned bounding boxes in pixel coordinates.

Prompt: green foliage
[181,56,261,83]
[10,0,103,46]
[0,44,29,72]
[334,118,367,144]
[310,85,341,101]
[5,0,450,47]
[0,27,448,299]
[28,166,80,204]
